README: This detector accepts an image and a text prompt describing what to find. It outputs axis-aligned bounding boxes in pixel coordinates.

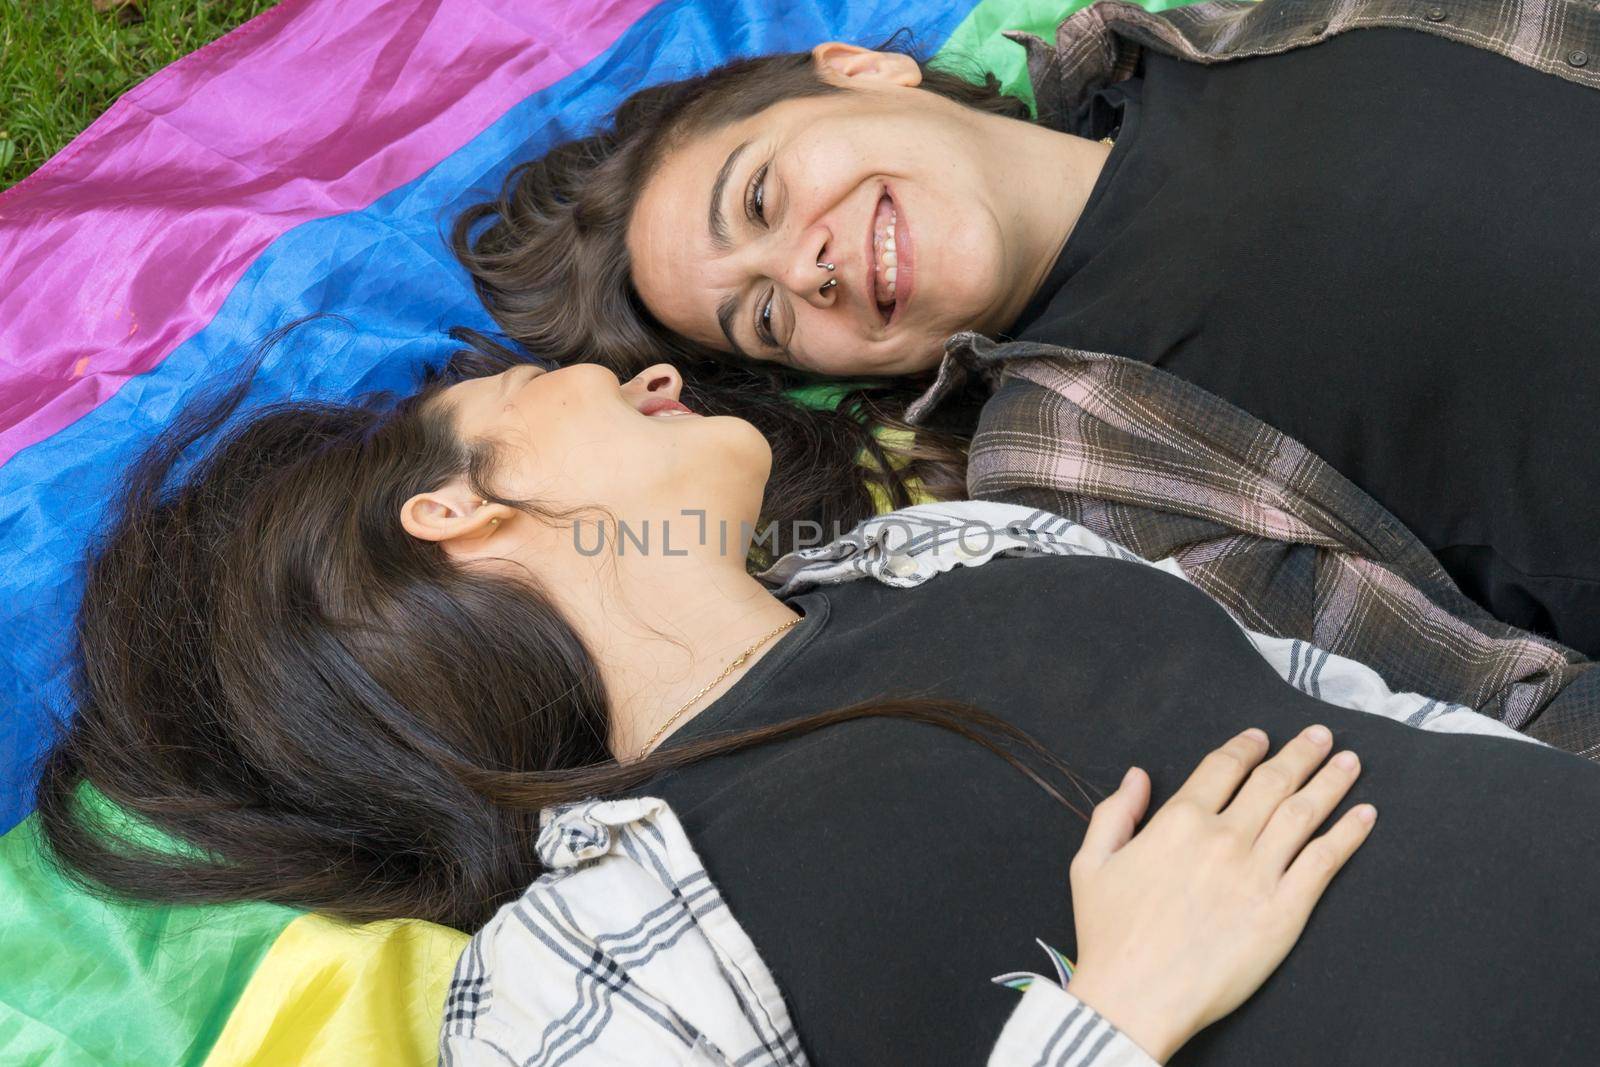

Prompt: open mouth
[870,191,899,325]
[640,397,695,418]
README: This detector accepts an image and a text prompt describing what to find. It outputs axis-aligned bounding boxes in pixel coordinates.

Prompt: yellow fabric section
[200,913,467,1067]
[864,428,938,513]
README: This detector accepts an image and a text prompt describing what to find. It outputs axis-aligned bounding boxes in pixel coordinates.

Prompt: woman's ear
[400,484,502,547]
[810,42,923,89]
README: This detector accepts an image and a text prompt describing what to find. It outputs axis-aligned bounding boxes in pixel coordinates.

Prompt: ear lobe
[810,42,923,89]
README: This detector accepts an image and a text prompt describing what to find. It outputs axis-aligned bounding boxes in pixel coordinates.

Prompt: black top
[1004,27,1600,655]
[648,555,1600,1065]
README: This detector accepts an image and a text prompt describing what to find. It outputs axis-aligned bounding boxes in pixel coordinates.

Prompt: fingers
[1171,728,1269,812]
[1276,803,1377,910]
[1076,766,1151,870]
[1222,725,1334,832]
[1252,748,1363,871]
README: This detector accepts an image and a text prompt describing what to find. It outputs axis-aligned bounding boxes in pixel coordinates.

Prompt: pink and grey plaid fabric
[902,0,1600,760]
[1009,0,1600,136]
[921,332,1600,761]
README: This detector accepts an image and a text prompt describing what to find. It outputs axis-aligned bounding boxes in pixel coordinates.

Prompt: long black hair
[36,339,1085,930]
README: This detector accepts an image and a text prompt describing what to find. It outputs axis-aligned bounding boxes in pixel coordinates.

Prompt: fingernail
[1242,728,1268,744]
[1355,804,1377,824]
[1122,766,1140,787]
[1304,725,1332,745]
[1333,750,1359,771]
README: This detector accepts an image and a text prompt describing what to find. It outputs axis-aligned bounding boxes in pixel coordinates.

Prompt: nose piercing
[816,260,837,296]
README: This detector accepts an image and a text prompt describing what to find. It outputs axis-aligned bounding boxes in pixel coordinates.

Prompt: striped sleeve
[988,982,1157,1067]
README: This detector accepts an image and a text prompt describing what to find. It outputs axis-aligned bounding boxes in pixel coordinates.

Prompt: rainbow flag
[0,0,1185,1061]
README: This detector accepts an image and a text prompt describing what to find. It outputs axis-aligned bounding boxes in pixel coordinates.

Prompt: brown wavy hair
[35,337,1086,931]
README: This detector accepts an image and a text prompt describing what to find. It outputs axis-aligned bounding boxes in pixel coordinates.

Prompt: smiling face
[438,361,771,526]
[626,45,1024,376]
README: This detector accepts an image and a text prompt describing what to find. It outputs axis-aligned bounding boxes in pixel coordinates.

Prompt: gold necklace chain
[640,617,803,755]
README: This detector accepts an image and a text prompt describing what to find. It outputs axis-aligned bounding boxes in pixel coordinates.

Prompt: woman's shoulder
[440,796,803,1065]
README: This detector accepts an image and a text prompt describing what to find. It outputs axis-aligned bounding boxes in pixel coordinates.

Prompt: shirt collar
[904,331,993,424]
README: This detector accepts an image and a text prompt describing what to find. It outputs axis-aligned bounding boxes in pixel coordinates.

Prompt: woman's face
[441,361,770,525]
[627,45,1024,377]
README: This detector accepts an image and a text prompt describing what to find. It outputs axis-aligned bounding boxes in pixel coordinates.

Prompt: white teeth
[873,200,901,306]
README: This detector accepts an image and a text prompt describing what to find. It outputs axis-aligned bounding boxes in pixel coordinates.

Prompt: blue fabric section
[0,0,979,831]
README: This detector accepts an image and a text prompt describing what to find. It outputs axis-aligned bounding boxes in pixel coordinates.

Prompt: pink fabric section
[0,0,658,466]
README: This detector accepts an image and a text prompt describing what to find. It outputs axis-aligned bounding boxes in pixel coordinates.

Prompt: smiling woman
[622,42,1106,375]
[452,37,1106,376]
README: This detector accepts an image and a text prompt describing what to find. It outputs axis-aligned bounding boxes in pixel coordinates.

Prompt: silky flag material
[0,0,1189,1062]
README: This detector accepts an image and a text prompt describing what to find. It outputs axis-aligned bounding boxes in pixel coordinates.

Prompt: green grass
[0,0,279,191]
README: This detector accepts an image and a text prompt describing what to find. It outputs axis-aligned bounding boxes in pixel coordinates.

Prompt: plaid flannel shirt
[906,0,1600,761]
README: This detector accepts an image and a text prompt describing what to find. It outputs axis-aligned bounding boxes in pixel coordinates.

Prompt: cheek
[795,314,881,374]
[782,103,906,197]
[912,198,1004,302]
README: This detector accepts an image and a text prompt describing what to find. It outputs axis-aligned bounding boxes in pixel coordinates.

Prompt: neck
[975,113,1113,335]
[554,520,803,761]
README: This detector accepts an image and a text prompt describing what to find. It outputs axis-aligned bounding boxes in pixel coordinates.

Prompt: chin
[728,416,775,475]
[691,412,771,475]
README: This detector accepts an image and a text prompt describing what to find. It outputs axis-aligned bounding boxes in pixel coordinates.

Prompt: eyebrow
[716,294,752,359]
[708,139,751,254]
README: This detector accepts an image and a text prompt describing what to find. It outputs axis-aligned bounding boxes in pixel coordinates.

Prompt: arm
[991,726,1375,1065]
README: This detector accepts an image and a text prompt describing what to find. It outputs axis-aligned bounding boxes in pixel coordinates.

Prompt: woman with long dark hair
[453,0,1600,757]
[37,352,1600,1064]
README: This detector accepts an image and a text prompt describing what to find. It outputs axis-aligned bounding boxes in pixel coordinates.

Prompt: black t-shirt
[648,555,1600,1066]
[1004,28,1600,655]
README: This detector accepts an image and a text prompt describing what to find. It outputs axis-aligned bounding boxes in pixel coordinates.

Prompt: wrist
[1065,969,1191,1064]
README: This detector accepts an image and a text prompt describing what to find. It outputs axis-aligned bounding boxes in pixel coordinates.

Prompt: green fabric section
[936,0,1204,115]
[0,815,297,1066]
[935,0,1085,115]
[785,379,895,411]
